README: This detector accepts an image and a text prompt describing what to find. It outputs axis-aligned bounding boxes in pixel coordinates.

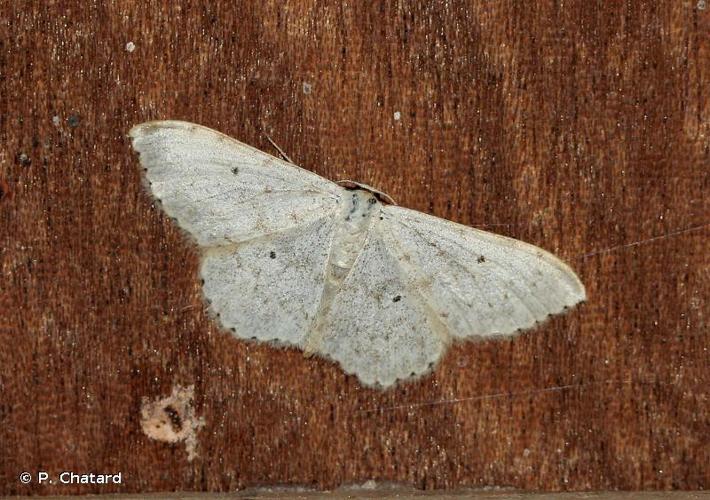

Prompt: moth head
[336,180,396,205]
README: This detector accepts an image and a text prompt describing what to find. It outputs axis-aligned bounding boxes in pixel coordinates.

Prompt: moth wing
[378,205,586,339]
[313,229,449,387]
[129,121,341,246]
[201,214,338,347]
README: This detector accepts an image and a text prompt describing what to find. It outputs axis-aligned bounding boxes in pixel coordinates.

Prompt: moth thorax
[328,189,379,282]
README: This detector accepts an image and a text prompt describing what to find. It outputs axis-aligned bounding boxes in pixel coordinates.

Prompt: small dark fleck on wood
[0,179,9,200]
[163,405,183,432]
[16,152,31,166]
[68,114,81,128]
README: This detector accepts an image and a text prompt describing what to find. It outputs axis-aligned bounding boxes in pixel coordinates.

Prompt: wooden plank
[33,491,710,500]
[0,0,707,495]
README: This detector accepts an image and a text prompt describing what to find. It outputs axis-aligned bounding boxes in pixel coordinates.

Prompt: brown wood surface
[1,0,708,496]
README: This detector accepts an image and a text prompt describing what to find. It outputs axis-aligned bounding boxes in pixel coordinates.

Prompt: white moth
[130,121,586,388]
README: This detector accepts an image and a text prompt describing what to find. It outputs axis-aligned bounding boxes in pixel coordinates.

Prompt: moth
[130,121,585,388]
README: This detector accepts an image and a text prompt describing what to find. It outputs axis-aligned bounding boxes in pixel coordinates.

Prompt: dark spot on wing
[269,251,276,259]
[349,194,359,214]
[392,295,402,302]
[477,255,486,263]
[231,167,239,175]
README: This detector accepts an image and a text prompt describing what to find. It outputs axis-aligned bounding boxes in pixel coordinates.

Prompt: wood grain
[1,0,708,495]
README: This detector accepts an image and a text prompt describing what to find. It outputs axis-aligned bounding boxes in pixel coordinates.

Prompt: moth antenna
[265,134,294,164]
